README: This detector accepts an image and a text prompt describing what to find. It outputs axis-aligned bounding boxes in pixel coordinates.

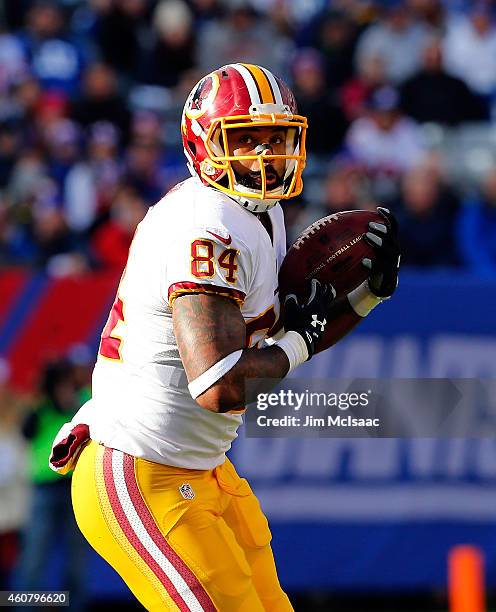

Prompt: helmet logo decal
[185,73,220,120]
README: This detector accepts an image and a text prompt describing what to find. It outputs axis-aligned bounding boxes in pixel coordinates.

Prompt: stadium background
[1,0,496,610]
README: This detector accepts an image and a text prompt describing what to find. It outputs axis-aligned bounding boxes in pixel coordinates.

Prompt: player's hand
[362,207,401,298]
[283,279,336,359]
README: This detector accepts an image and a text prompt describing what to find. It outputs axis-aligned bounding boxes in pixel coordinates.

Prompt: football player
[50,64,400,611]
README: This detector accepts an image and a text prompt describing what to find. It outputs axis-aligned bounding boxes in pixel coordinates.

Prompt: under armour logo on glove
[283,279,336,360]
[311,314,327,332]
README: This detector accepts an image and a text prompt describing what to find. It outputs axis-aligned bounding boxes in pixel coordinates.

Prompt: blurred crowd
[0,349,92,602]
[0,0,496,275]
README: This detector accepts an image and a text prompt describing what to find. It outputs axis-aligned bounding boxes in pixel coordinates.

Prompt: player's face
[226,126,287,191]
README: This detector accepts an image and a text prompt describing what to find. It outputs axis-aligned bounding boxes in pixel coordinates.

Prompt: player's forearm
[190,291,382,412]
[195,296,368,412]
[196,345,290,413]
[202,296,365,410]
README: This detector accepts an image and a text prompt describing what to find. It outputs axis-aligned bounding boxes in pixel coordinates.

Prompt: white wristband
[274,330,309,372]
[188,349,243,399]
[347,281,386,317]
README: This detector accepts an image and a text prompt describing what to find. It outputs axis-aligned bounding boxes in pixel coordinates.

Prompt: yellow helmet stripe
[260,66,284,104]
[241,63,276,104]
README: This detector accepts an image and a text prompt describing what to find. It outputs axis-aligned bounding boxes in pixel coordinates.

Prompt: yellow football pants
[71,440,293,611]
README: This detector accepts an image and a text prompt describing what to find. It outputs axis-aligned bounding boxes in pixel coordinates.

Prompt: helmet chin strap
[230,189,280,213]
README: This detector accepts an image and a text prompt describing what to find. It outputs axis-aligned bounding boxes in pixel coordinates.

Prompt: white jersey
[87,177,286,469]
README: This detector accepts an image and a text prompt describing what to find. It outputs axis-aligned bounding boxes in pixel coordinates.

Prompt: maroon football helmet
[181,63,308,213]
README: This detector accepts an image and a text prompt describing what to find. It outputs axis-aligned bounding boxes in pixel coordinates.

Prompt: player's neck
[256,212,273,244]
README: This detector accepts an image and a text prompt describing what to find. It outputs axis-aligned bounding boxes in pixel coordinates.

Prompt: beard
[235,164,284,191]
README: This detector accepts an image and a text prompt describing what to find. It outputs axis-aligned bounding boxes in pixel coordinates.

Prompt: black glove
[362,207,401,298]
[283,278,336,359]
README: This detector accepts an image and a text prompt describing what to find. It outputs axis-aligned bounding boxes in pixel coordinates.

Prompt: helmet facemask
[199,108,307,213]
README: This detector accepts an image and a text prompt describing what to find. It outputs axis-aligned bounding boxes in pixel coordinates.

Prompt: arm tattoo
[172,293,289,411]
[172,293,245,381]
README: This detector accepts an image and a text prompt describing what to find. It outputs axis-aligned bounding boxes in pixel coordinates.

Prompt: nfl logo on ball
[179,483,195,500]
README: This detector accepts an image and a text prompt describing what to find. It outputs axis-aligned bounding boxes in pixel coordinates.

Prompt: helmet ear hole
[188,141,196,156]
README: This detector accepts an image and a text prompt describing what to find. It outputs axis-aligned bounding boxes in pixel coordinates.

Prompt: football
[279,210,382,300]
[278,210,382,352]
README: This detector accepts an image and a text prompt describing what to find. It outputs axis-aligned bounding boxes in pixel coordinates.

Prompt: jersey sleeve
[166,226,252,307]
